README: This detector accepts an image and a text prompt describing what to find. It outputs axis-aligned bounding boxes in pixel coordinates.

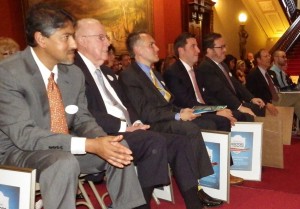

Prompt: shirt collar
[136,62,151,75]
[77,51,99,75]
[30,47,58,85]
[179,59,193,72]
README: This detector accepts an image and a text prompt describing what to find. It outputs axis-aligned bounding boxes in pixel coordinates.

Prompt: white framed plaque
[230,122,263,181]
[0,165,36,209]
[200,131,231,202]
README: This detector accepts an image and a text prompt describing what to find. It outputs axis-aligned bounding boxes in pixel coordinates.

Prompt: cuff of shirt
[118,121,127,132]
[133,120,143,126]
[71,137,86,154]
[175,113,181,121]
[237,104,242,110]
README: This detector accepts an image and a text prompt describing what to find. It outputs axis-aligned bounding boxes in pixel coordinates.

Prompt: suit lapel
[74,53,107,111]
[23,47,51,127]
[206,57,236,94]
[132,62,173,101]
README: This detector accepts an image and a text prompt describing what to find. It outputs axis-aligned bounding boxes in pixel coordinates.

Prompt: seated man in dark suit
[74,19,220,209]
[246,49,300,119]
[163,32,243,185]
[196,33,265,120]
[0,4,146,209]
[119,32,233,207]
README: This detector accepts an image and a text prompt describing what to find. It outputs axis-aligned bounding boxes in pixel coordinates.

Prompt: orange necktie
[47,73,69,134]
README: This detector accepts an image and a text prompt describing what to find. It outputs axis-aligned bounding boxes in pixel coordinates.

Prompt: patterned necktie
[47,72,69,134]
[218,63,236,94]
[188,68,205,104]
[150,69,171,102]
[265,73,279,101]
[95,69,132,125]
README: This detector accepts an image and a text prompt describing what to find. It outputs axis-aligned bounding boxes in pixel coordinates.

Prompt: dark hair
[254,49,264,61]
[126,31,145,57]
[108,44,116,53]
[224,54,237,69]
[173,32,195,57]
[26,3,76,47]
[202,32,222,54]
[119,53,130,60]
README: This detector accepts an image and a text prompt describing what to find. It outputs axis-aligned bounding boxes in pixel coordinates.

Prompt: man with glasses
[196,33,265,120]
[269,50,296,90]
[74,18,218,209]
[246,49,300,118]
[119,31,224,208]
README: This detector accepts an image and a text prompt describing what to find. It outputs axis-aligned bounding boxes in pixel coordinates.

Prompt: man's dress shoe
[197,189,223,207]
[230,174,244,185]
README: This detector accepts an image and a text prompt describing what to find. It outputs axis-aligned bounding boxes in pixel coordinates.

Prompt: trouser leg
[160,133,199,192]
[3,149,80,209]
[77,140,146,209]
[123,130,169,188]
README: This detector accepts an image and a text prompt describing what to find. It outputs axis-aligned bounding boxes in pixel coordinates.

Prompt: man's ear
[34,32,47,48]
[178,47,184,56]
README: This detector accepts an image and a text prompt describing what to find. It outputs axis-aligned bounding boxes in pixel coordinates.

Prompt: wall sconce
[238,13,248,60]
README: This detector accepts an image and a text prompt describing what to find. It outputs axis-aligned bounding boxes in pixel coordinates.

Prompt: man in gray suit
[0,3,149,209]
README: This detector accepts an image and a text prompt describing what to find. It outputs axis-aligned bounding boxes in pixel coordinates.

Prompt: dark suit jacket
[246,67,274,104]
[74,53,139,134]
[163,60,201,108]
[119,62,181,124]
[119,62,213,178]
[196,57,254,110]
[0,47,105,162]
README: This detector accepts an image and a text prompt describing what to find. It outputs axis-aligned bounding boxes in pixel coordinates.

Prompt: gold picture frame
[21,0,153,54]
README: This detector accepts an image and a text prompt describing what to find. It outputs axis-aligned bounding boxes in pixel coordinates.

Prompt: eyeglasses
[275,55,287,59]
[212,45,226,50]
[261,54,271,58]
[82,34,110,41]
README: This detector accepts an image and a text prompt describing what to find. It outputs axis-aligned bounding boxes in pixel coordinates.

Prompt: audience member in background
[269,50,296,90]
[235,60,247,85]
[119,53,131,72]
[105,44,121,74]
[75,18,222,209]
[196,33,265,120]
[246,49,300,119]
[0,36,20,60]
[163,32,243,185]
[224,54,237,79]
[119,31,225,208]
[160,55,177,75]
[0,4,146,209]
[244,52,255,74]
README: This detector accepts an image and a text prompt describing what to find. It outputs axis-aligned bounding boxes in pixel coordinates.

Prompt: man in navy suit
[163,32,243,185]
[118,31,232,207]
[74,18,222,209]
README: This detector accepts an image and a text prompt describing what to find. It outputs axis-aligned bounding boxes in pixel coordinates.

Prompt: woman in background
[0,37,20,60]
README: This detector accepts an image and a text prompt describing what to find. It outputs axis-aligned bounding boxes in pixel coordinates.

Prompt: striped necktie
[150,69,171,102]
[47,72,69,134]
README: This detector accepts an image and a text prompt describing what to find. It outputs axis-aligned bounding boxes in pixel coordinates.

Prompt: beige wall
[213,0,268,58]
